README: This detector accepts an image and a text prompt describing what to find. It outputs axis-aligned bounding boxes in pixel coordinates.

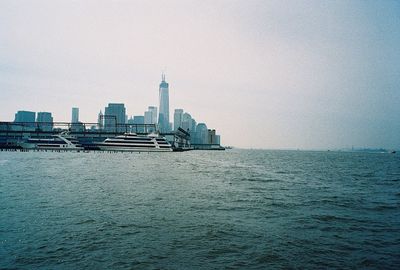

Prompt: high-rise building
[208,129,217,144]
[149,106,157,124]
[36,112,53,132]
[195,123,208,144]
[158,74,170,132]
[71,107,79,123]
[181,112,192,132]
[144,106,158,125]
[14,110,36,128]
[14,110,35,123]
[104,103,126,132]
[174,109,183,131]
[97,110,103,129]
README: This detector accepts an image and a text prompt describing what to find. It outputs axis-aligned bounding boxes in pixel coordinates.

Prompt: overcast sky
[1,0,399,149]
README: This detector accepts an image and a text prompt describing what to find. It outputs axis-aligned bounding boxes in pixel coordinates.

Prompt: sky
[1,0,399,149]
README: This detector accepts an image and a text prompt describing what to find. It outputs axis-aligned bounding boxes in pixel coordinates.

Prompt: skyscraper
[36,112,53,132]
[174,109,183,131]
[158,74,170,132]
[196,123,208,144]
[181,112,192,132]
[144,106,158,125]
[149,106,158,124]
[71,107,79,123]
[104,103,126,132]
[97,110,103,129]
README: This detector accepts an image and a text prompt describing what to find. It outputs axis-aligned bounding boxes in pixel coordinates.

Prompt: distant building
[71,107,79,123]
[133,116,145,124]
[14,110,35,123]
[128,115,145,133]
[158,74,170,132]
[208,129,217,144]
[144,106,158,124]
[71,122,85,132]
[149,106,157,124]
[181,113,192,132]
[97,110,103,129]
[104,103,126,132]
[215,135,221,145]
[14,110,36,129]
[196,123,208,144]
[36,112,53,132]
[174,109,183,131]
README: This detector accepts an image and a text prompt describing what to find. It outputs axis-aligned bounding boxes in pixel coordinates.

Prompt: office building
[208,129,217,144]
[158,74,170,132]
[174,109,183,131]
[133,116,145,124]
[71,107,79,123]
[196,123,208,144]
[144,106,158,125]
[14,110,36,129]
[104,103,126,132]
[181,113,192,132]
[14,110,35,123]
[36,112,54,132]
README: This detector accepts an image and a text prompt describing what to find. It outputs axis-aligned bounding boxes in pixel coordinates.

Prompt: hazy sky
[1,0,399,149]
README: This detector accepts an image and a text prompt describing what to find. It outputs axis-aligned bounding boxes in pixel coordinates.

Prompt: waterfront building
[71,107,79,123]
[158,74,170,132]
[191,118,197,133]
[36,112,54,132]
[104,103,126,132]
[215,135,221,145]
[196,123,208,144]
[208,129,217,144]
[174,109,183,131]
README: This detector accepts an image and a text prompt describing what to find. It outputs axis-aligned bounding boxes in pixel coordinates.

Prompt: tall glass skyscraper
[158,74,170,132]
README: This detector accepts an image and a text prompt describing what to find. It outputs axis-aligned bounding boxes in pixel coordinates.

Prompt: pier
[0,121,191,151]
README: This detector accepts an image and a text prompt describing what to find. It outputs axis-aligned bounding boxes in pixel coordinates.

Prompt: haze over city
[1,0,399,149]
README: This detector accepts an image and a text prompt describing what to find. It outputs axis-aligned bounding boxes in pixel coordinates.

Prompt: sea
[0,149,399,269]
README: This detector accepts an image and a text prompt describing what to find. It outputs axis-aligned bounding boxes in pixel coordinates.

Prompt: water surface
[1,150,399,269]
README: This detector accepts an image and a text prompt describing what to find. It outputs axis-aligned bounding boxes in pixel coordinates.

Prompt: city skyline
[1,1,399,149]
